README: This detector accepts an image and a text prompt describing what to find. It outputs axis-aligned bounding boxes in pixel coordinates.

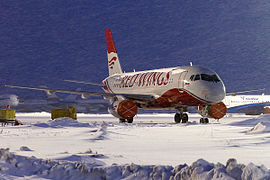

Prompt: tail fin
[106,29,123,76]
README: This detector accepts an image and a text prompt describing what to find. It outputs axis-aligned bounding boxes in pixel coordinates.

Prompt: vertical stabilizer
[106,29,123,76]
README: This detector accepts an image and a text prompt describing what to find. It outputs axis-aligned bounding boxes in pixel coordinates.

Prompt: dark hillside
[0,1,269,98]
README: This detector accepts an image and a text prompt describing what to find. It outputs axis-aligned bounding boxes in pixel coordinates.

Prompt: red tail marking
[106,29,117,53]
[109,57,117,63]
[109,62,115,66]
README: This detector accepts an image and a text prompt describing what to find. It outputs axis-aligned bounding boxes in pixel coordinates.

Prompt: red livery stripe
[106,29,117,53]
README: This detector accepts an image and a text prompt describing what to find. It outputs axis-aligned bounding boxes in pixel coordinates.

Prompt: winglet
[106,29,123,76]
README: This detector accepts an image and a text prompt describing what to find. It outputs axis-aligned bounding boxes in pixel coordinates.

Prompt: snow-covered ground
[1,113,270,179]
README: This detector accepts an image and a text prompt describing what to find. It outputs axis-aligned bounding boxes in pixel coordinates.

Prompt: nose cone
[203,82,226,103]
[185,66,226,104]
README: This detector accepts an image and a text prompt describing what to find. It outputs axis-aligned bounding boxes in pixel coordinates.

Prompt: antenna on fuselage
[190,62,193,66]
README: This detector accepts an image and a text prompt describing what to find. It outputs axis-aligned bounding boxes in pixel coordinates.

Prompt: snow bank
[229,114,270,134]
[245,115,270,134]
[1,149,270,180]
[89,125,107,140]
[230,114,270,126]
[33,117,92,128]
[16,112,51,117]
[247,122,269,134]
[20,146,33,151]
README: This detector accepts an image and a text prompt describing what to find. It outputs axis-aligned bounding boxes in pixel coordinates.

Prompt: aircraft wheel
[127,118,133,123]
[182,113,188,123]
[119,118,126,123]
[174,113,181,123]
[200,118,209,124]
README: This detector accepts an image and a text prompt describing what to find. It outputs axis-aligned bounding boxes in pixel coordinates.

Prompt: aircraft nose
[204,84,226,103]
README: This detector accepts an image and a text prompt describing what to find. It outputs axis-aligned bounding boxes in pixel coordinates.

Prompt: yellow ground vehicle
[51,106,77,120]
[0,109,17,126]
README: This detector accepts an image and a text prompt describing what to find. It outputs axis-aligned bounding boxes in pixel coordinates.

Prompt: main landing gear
[119,118,133,123]
[174,113,188,123]
[174,108,188,123]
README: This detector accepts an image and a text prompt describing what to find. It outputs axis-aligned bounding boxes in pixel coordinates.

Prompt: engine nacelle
[198,102,227,119]
[108,100,138,119]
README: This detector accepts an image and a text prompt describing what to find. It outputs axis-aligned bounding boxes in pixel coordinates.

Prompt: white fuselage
[102,66,226,109]
[223,94,270,109]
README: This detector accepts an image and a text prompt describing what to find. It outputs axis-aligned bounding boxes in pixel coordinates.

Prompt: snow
[1,113,270,179]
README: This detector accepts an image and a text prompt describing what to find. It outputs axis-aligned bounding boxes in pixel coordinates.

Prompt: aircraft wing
[4,85,156,102]
[61,79,103,86]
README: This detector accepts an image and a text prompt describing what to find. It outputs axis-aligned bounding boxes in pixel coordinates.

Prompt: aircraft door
[178,71,188,90]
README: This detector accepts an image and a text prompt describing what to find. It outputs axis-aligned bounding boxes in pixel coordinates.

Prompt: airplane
[5,29,227,123]
[223,93,270,115]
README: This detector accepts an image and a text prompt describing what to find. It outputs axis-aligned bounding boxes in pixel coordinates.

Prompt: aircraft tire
[200,118,209,124]
[127,118,133,123]
[182,113,188,123]
[174,113,181,123]
[119,118,126,123]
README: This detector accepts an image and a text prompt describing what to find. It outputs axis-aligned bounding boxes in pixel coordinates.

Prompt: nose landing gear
[200,118,209,124]
[119,118,133,123]
[198,105,210,124]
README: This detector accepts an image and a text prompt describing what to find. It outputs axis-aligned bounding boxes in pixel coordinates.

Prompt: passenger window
[194,74,200,81]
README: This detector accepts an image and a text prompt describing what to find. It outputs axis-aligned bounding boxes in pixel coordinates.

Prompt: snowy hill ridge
[0,148,270,180]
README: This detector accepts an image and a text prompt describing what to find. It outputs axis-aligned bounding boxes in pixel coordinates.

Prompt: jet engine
[108,100,138,120]
[198,102,227,119]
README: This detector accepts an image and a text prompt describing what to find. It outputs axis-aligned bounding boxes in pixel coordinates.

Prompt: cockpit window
[201,74,220,82]
[190,75,194,81]
[189,74,221,82]
[194,74,200,81]
[213,75,221,82]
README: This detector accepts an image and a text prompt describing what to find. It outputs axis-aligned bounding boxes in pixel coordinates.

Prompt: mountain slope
[0,0,269,98]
